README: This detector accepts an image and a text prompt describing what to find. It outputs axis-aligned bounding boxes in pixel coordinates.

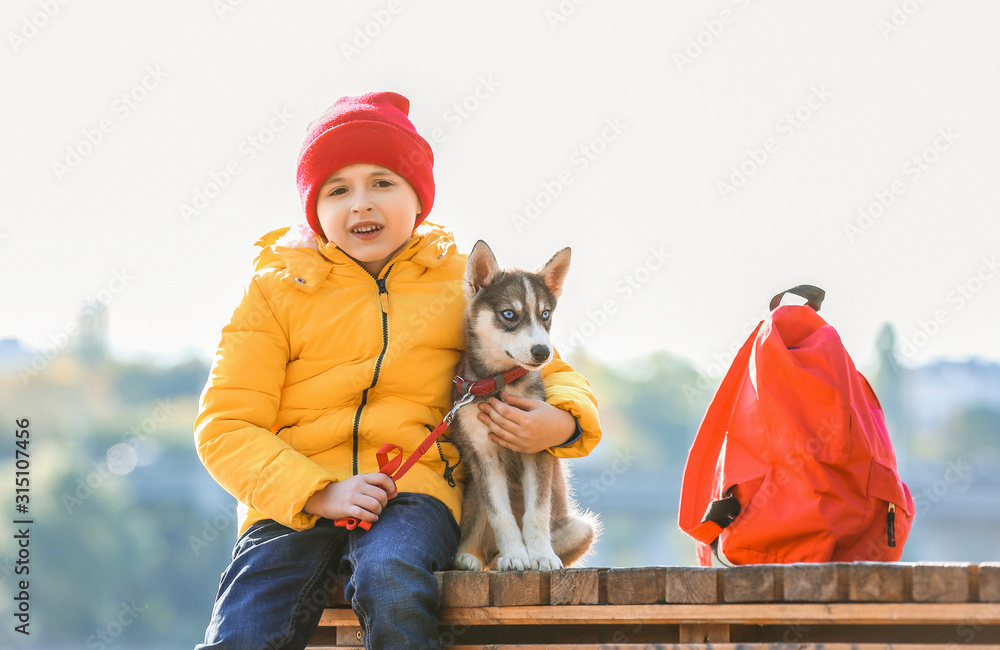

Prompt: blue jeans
[196,492,460,650]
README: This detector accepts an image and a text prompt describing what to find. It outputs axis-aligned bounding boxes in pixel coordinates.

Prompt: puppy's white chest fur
[453,381,538,458]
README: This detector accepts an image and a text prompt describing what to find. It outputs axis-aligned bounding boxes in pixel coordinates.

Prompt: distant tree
[569,350,711,471]
[0,349,224,647]
[111,357,209,402]
[872,322,911,447]
[72,300,109,363]
[941,405,1000,459]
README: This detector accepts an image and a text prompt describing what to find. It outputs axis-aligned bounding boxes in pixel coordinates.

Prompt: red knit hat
[297,92,435,236]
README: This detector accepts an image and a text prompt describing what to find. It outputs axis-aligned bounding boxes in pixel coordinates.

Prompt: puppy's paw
[496,553,531,572]
[451,552,483,571]
[529,552,563,572]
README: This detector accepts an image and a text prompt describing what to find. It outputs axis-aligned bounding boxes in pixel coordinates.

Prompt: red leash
[333,365,529,531]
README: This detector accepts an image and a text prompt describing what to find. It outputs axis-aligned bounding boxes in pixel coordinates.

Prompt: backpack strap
[678,321,762,562]
[704,485,741,567]
[769,285,825,312]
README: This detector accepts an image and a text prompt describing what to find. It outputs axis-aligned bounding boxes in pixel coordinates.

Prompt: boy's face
[316,163,422,276]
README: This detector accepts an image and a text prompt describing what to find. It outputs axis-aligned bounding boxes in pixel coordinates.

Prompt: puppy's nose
[530,345,550,363]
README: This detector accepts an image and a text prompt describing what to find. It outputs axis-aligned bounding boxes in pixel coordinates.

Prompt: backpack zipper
[887,502,897,548]
[350,263,394,475]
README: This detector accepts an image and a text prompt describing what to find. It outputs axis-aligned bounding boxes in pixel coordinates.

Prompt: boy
[194,92,601,649]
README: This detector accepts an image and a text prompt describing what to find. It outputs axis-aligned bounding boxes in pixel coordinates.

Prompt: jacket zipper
[351,264,394,475]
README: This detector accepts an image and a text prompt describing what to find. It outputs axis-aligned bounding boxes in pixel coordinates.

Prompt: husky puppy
[449,241,597,572]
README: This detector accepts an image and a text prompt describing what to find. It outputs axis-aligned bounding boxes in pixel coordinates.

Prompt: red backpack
[678,286,914,566]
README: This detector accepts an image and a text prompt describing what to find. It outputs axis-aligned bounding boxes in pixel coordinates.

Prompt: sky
[2,0,999,378]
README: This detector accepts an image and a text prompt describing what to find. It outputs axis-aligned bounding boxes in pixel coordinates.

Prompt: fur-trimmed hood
[271,222,321,250]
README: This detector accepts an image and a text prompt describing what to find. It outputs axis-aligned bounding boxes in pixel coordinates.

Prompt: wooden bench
[307,562,1000,648]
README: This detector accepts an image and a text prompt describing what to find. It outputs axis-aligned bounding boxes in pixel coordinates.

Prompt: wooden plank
[334,626,363,646]
[981,563,1000,602]
[847,562,908,602]
[912,562,971,603]
[664,567,718,604]
[550,568,601,605]
[324,574,351,607]
[678,622,730,642]
[439,646,1000,650]
[441,571,491,608]
[490,571,550,607]
[316,602,1000,626]
[722,564,781,603]
[784,563,847,602]
[606,567,664,605]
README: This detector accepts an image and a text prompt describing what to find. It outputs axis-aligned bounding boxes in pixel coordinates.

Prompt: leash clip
[444,391,476,425]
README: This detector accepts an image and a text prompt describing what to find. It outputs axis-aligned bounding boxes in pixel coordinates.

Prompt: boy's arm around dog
[538,349,601,458]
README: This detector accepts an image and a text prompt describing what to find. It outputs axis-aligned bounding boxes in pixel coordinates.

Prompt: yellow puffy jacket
[195,222,601,538]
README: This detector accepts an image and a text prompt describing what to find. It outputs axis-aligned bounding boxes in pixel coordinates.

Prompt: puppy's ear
[464,240,501,298]
[537,247,571,299]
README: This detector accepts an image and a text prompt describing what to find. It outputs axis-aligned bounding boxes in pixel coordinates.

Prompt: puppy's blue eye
[501,309,515,320]
[541,310,550,320]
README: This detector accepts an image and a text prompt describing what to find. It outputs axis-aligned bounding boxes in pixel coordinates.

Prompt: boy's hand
[303,473,397,523]
[478,392,576,454]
